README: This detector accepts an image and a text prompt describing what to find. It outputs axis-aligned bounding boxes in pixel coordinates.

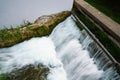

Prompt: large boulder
[0,11,71,48]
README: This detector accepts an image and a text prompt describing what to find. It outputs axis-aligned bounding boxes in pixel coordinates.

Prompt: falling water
[0,37,67,80]
[0,16,120,80]
[50,17,103,80]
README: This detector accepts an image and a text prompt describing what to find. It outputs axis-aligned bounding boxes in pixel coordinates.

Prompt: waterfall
[50,16,120,80]
[50,17,103,80]
[0,37,67,80]
[0,16,120,80]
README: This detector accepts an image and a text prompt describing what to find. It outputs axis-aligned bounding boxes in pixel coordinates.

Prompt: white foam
[50,16,103,80]
[47,67,67,80]
[0,37,67,80]
[57,39,103,80]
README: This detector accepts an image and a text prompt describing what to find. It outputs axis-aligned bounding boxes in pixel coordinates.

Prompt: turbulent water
[50,17,103,80]
[0,37,67,80]
[0,16,120,80]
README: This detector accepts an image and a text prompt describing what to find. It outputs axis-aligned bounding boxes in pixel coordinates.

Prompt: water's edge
[0,11,71,48]
[0,15,120,80]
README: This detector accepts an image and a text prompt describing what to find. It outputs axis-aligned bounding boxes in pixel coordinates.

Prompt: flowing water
[50,17,103,80]
[0,16,120,80]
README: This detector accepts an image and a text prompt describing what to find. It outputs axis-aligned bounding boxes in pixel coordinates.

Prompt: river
[1,16,120,80]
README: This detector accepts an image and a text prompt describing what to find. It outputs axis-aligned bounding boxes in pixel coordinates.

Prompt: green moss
[0,64,49,80]
[0,74,9,80]
[73,7,120,62]
[36,26,48,36]
[75,20,84,30]
[0,11,71,48]
[85,0,120,24]
[8,64,49,80]
[15,28,21,38]
[0,29,12,41]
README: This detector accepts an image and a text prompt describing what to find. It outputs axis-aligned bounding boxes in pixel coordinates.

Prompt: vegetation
[0,74,9,80]
[85,0,120,24]
[73,7,120,62]
[0,11,71,48]
[0,22,31,48]
[9,64,49,80]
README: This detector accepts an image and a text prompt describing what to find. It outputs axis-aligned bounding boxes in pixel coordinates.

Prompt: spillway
[0,16,120,80]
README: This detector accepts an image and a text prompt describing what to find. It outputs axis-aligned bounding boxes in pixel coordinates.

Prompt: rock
[7,64,49,80]
[0,11,71,48]
[0,64,49,80]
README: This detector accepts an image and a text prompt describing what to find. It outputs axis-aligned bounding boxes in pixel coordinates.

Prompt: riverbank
[0,11,71,48]
[74,0,120,46]
[85,0,120,24]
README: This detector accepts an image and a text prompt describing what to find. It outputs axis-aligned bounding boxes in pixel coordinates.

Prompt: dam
[0,16,120,80]
[0,0,120,79]
[74,0,120,46]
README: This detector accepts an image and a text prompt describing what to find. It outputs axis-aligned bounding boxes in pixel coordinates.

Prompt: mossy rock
[0,64,49,80]
[0,11,71,48]
[0,74,9,80]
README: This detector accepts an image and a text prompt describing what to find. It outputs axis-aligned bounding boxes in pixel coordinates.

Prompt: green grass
[85,0,120,24]
[0,11,71,48]
[0,21,31,41]
[0,22,32,48]
[73,7,120,62]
